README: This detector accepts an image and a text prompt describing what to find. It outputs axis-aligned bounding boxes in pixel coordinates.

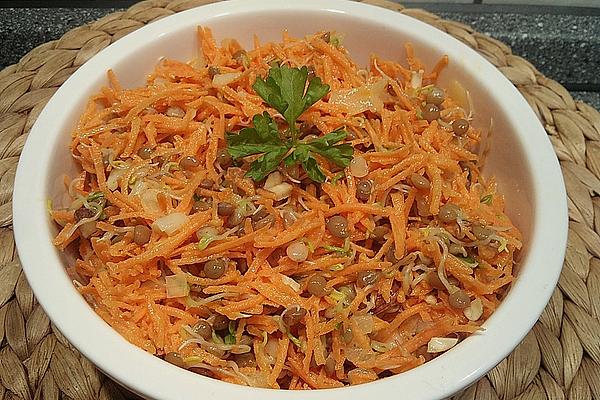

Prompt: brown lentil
[282,305,306,327]
[216,148,233,168]
[191,199,211,213]
[212,314,230,331]
[472,225,494,241]
[372,225,390,241]
[137,146,153,160]
[426,271,445,290]
[356,180,373,201]
[253,214,275,230]
[179,155,200,170]
[199,179,214,189]
[193,320,213,340]
[164,352,185,368]
[217,202,235,216]
[286,242,309,262]
[74,207,94,221]
[449,290,471,309]
[452,118,470,135]
[422,103,440,122]
[307,273,329,297]
[204,259,226,279]
[227,208,245,228]
[327,215,349,238]
[205,344,226,358]
[410,173,431,190]
[338,285,356,302]
[357,270,380,287]
[133,225,152,245]
[438,203,461,223]
[426,87,445,105]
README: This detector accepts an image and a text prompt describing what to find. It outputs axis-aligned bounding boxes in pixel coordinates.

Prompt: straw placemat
[1,0,599,398]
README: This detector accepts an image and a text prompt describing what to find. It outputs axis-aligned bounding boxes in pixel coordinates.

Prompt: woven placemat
[1,0,599,398]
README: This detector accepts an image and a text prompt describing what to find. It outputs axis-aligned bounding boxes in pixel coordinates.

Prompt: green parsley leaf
[225,112,283,159]
[302,156,326,183]
[253,65,329,134]
[227,66,353,183]
[305,129,353,167]
[283,144,310,166]
[480,194,493,205]
[246,146,289,181]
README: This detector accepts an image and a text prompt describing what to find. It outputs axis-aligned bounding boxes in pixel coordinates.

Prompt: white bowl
[12,1,568,399]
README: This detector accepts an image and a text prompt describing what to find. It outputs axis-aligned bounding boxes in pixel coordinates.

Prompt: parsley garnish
[225,65,353,182]
[480,194,493,205]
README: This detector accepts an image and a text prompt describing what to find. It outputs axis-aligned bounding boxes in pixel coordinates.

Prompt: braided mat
[1,0,600,398]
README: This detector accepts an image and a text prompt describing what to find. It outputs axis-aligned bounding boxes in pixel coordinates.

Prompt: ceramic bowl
[13,1,568,399]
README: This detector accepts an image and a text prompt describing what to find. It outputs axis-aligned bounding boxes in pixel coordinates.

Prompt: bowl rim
[12,0,568,399]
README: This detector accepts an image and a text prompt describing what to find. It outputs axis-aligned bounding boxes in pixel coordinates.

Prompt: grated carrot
[51,28,522,389]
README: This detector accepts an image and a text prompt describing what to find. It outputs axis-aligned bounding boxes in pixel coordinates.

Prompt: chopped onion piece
[351,314,374,334]
[329,78,389,115]
[264,339,279,363]
[424,294,437,305]
[280,275,301,293]
[196,226,219,241]
[463,298,483,321]
[166,106,185,118]
[165,273,189,298]
[410,70,423,89]
[190,52,207,70]
[79,221,97,239]
[347,368,378,385]
[349,156,369,177]
[68,177,84,198]
[153,212,188,235]
[106,168,126,191]
[140,189,161,214]
[427,337,459,353]
[264,171,283,190]
[267,182,293,201]
[447,79,470,115]
[212,72,242,87]
[129,180,146,197]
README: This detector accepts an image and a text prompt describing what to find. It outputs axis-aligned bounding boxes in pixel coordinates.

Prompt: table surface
[1,2,599,110]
